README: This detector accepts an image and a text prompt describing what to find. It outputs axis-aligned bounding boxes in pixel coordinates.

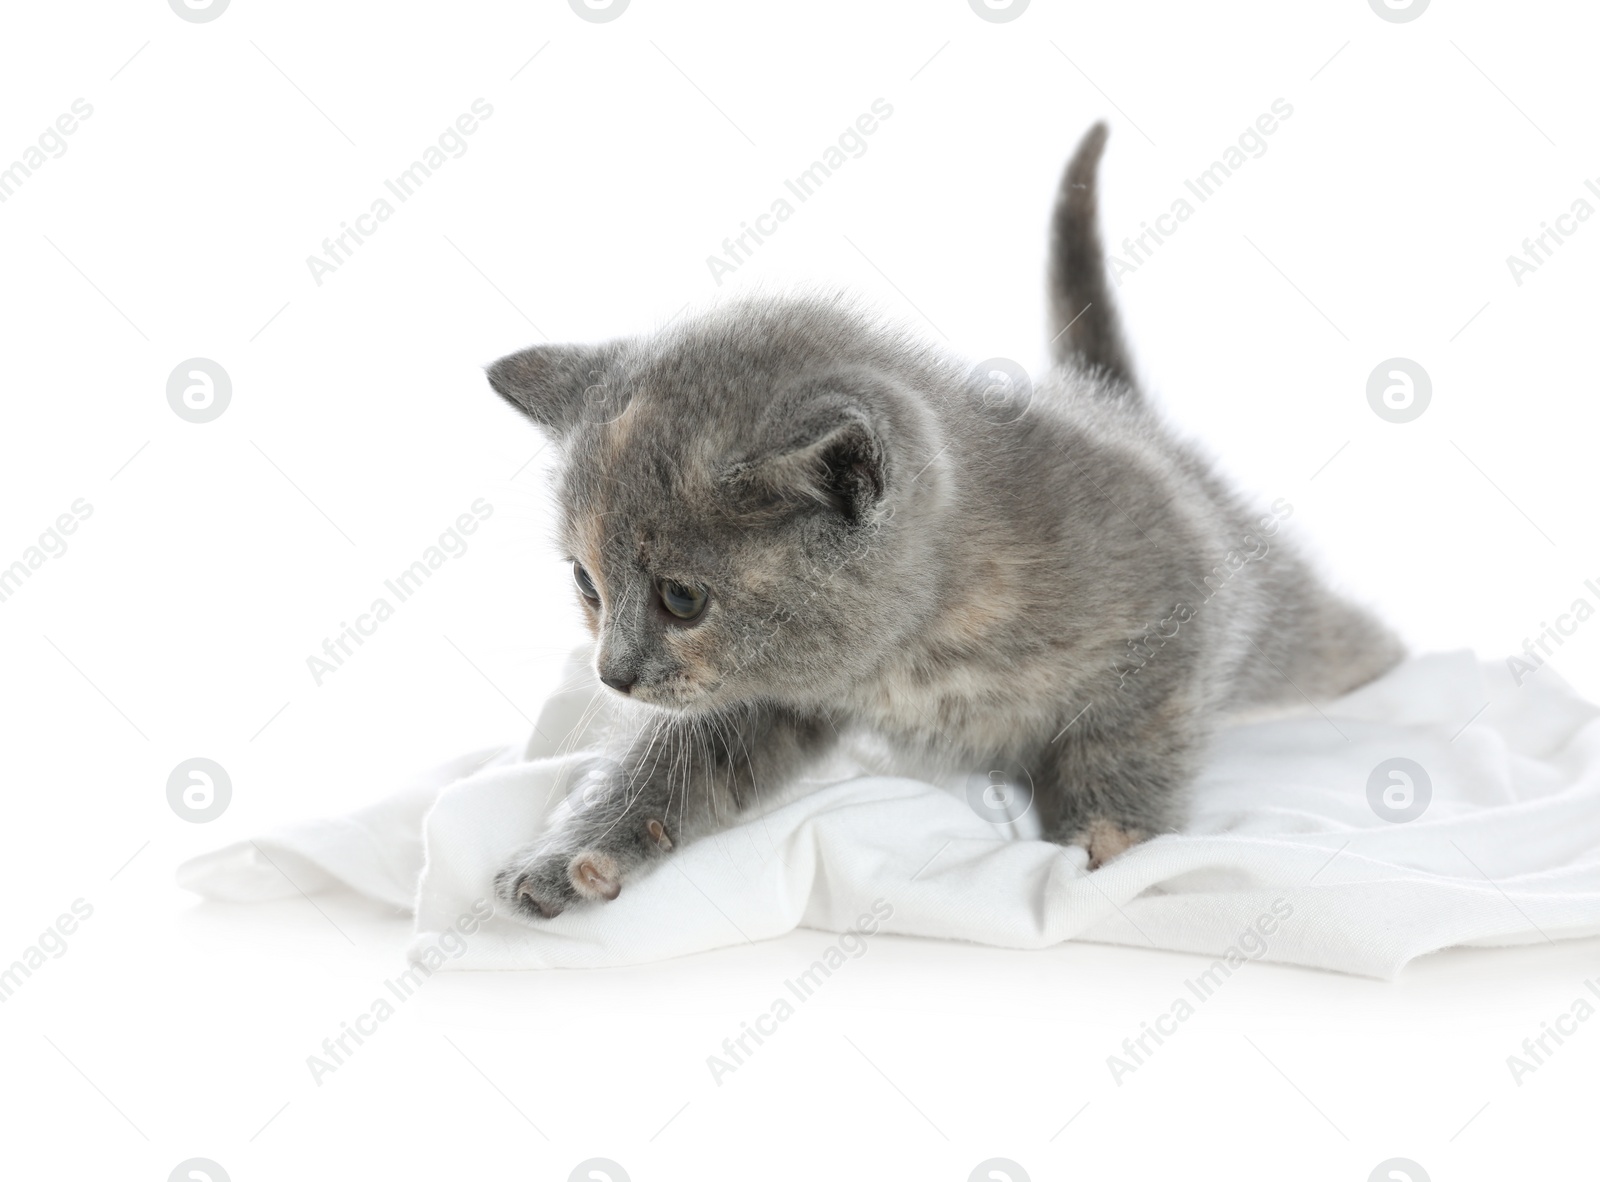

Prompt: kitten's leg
[497,706,836,919]
[1033,693,1202,869]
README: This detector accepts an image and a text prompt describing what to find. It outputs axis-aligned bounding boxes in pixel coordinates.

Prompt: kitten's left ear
[486,344,617,438]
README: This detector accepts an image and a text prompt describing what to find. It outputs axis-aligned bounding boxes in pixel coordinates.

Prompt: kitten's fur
[486,123,1402,919]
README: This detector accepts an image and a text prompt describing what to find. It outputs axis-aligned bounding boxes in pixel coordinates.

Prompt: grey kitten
[486,123,1402,919]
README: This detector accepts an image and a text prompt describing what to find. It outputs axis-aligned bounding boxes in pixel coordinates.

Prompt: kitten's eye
[658,579,708,621]
[573,562,600,604]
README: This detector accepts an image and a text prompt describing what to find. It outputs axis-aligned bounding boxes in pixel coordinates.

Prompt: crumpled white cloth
[178,646,1600,978]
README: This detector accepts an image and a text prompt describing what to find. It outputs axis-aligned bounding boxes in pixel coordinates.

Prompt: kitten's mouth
[630,675,723,712]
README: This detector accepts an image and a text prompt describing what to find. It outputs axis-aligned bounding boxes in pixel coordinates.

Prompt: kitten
[486,123,1402,919]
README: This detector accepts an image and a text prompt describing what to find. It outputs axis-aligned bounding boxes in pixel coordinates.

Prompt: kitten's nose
[600,670,636,694]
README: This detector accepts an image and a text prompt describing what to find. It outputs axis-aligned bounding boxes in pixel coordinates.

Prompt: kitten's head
[488,296,951,713]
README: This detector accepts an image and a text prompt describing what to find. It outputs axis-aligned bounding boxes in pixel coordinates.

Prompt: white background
[2,0,1598,1178]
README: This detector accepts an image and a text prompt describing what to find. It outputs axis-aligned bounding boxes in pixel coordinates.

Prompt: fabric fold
[178,647,1600,979]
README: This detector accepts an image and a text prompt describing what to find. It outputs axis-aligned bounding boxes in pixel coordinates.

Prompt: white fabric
[178,647,1600,979]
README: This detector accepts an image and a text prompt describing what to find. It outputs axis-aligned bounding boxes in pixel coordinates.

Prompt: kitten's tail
[1048,122,1136,393]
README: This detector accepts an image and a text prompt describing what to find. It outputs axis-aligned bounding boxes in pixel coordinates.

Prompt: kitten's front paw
[497,848,622,919]
[495,816,676,920]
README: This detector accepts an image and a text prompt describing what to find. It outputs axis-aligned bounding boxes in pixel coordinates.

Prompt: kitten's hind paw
[1075,819,1147,869]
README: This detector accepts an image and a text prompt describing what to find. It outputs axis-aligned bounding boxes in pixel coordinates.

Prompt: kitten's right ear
[486,344,615,437]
